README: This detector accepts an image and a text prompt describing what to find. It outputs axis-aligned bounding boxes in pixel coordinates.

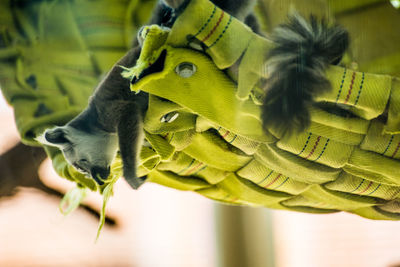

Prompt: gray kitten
[39,47,148,188]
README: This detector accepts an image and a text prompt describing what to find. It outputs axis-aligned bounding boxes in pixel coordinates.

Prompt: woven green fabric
[333,1,400,77]
[122,1,400,220]
[327,0,387,13]
[2,0,400,220]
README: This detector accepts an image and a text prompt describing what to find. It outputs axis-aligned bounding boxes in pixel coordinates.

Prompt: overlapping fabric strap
[327,0,387,13]
[126,16,400,220]
[0,0,157,190]
[166,0,273,100]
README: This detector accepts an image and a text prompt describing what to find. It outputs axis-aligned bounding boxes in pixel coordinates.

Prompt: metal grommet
[175,62,196,78]
[160,112,179,123]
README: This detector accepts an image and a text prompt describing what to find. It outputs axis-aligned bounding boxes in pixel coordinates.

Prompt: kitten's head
[37,126,118,185]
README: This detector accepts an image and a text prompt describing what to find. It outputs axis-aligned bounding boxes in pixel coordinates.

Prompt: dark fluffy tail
[261,14,349,136]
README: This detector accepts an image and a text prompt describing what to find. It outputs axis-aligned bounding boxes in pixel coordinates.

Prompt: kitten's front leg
[117,103,146,189]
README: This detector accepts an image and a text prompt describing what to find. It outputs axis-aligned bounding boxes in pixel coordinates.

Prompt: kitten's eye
[79,159,88,164]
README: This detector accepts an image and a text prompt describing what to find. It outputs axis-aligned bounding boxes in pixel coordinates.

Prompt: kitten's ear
[44,128,69,145]
[162,0,188,9]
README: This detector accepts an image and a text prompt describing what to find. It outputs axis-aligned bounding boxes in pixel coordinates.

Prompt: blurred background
[2,91,400,267]
[1,0,400,266]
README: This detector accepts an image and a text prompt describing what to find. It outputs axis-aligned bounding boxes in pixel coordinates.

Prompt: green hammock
[1,0,400,221]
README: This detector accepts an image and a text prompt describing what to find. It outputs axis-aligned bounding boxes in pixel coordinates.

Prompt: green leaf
[59,186,87,215]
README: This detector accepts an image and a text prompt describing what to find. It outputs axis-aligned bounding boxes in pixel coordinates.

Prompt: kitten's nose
[90,166,110,185]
